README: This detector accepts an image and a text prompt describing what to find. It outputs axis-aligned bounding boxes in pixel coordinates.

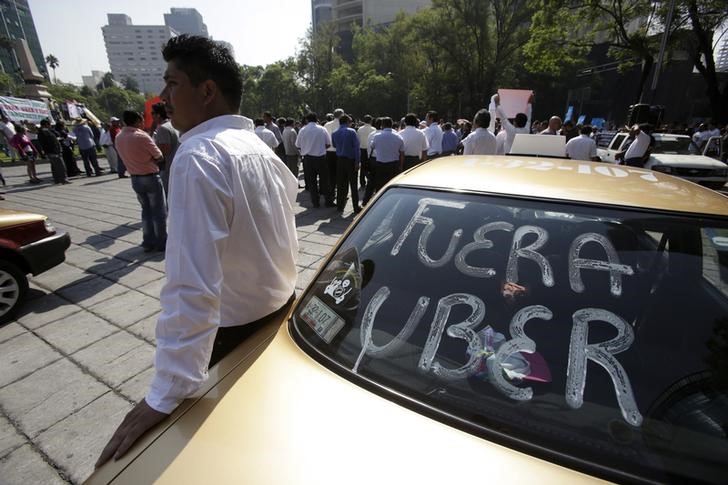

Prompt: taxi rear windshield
[292,187,728,483]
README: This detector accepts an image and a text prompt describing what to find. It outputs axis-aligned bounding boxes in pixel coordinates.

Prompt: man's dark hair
[404,113,419,126]
[381,117,393,128]
[123,110,142,126]
[276,117,285,125]
[373,117,382,130]
[305,112,318,123]
[40,118,50,127]
[339,114,351,124]
[473,109,490,129]
[253,118,265,127]
[151,102,168,119]
[262,111,273,119]
[443,122,452,131]
[427,110,439,123]
[580,125,593,135]
[162,35,243,111]
[514,113,528,128]
[285,118,294,127]
[363,114,373,124]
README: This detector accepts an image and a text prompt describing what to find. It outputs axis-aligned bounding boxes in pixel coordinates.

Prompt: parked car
[597,132,727,189]
[0,208,71,323]
[89,155,728,484]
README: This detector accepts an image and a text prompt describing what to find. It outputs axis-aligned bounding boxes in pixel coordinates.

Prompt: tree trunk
[636,55,654,104]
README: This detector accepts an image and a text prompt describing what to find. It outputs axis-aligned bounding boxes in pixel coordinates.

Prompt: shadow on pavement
[83,222,143,250]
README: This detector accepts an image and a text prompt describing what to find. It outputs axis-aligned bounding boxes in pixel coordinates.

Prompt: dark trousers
[359,148,369,187]
[48,154,66,183]
[303,155,331,207]
[373,161,399,194]
[403,155,421,171]
[363,156,377,205]
[117,150,127,177]
[80,147,101,175]
[336,157,359,211]
[285,154,299,179]
[62,145,81,175]
[326,151,338,201]
[208,294,295,368]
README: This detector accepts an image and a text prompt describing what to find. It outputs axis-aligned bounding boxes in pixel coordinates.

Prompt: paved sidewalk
[0,160,353,483]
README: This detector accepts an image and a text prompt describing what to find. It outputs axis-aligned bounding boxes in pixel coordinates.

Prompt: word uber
[354,198,642,427]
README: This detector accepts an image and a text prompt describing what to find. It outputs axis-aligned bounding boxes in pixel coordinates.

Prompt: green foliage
[96,72,116,91]
[0,72,19,96]
[122,76,140,93]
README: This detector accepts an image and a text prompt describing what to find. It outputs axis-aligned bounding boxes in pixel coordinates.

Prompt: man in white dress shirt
[489,93,533,155]
[565,125,599,161]
[356,114,375,188]
[324,108,343,202]
[462,109,497,155]
[296,112,333,208]
[399,113,429,170]
[98,35,299,466]
[423,110,443,158]
[618,124,652,167]
[254,117,280,150]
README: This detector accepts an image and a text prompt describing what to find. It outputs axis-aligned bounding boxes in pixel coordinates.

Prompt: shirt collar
[179,115,254,143]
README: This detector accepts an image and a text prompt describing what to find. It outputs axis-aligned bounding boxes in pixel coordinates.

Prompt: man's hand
[493,94,500,105]
[528,92,535,104]
[96,399,168,468]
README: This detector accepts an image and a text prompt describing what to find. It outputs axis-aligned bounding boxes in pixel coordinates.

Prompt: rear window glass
[291,187,728,483]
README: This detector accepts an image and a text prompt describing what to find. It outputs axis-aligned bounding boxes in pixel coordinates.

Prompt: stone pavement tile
[298,240,333,257]
[56,278,128,309]
[0,359,108,438]
[0,444,67,485]
[139,256,166,273]
[16,293,82,330]
[0,322,25,344]
[302,232,345,246]
[30,263,93,292]
[137,277,166,298]
[127,312,159,344]
[83,256,131,276]
[0,414,24,459]
[37,392,131,484]
[296,268,319,292]
[35,311,118,355]
[72,332,154,387]
[296,252,323,269]
[64,246,114,266]
[106,265,164,289]
[0,333,62,388]
[88,291,160,328]
[118,366,154,404]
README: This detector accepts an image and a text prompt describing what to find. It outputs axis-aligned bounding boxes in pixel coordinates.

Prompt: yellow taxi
[88,155,728,484]
[0,209,70,323]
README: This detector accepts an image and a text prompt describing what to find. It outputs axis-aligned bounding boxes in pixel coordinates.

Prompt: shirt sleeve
[462,134,473,155]
[146,150,233,413]
[155,126,172,146]
[488,95,498,132]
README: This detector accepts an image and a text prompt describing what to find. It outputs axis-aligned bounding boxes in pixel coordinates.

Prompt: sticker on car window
[299,296,345,344]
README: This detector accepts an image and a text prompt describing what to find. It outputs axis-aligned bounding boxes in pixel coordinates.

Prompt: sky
[27,0,312,85]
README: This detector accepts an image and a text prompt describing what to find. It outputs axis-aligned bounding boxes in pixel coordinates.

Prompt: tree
[45,54,59,83]
[525,0,671,103]
[96,72,116,91]
[122,76,140,93]
[239,64,264,115]
[296,22,344,114]
[79,85,94,97]
[0,72,19,96]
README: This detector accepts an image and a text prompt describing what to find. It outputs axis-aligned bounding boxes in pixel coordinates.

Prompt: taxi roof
[394,155,728,217]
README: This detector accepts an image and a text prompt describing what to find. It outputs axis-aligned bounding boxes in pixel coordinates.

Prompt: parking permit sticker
[300,295,346,344]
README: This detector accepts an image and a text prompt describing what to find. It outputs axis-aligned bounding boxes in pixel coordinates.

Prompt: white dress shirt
[368,129,381,158]
[462,127,497,155]
[400,125,429,157]
[490,95,532,154]
[424,122,443,156]
[565,134,597,161]
[495,130,507,156]
[324,118,339,152]
[254,125,279,150]
[295,122,331,157]
[624,130,651,160]
[357,123,375,149]
[147,115,298,414]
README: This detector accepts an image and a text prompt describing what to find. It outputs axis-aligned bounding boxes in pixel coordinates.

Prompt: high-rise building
[163,7,209,38]
[102,14,176,95]
[715,22,728,73]
[0,0,46,78]
[312,0,333,30]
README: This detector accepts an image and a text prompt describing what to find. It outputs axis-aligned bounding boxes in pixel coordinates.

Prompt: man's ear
[199,79,217,105]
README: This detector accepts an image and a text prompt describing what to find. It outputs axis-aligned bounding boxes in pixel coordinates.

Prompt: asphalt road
[0,159,352,484]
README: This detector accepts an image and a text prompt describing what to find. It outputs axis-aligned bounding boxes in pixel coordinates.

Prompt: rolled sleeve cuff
[146,372,187,414]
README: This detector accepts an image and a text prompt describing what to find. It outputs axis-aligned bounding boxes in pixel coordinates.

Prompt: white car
[597,133,727,189]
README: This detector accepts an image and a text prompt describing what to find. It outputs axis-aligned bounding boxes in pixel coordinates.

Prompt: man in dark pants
[295,112,333,208]
[331,114,361,214]
[369,117,404,195]
[37,119,69,184]
[357,114,375,188]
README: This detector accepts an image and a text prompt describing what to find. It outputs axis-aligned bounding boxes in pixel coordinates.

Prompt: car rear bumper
[18,231,71,275]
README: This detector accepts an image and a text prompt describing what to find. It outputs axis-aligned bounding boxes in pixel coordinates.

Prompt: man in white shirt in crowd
[423,110,443,158]
[282,118,301,184]
[357,114,375,189]
[489,92,533,155]
[254,118,280,150]
[97,34,298,466]
[618,123,652,167]
[565,125,599,161]
[296,111,333,208]
[324,108,343,203]
[462,108,497,155]
[0,115,17,162]
[399,113,429,170]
